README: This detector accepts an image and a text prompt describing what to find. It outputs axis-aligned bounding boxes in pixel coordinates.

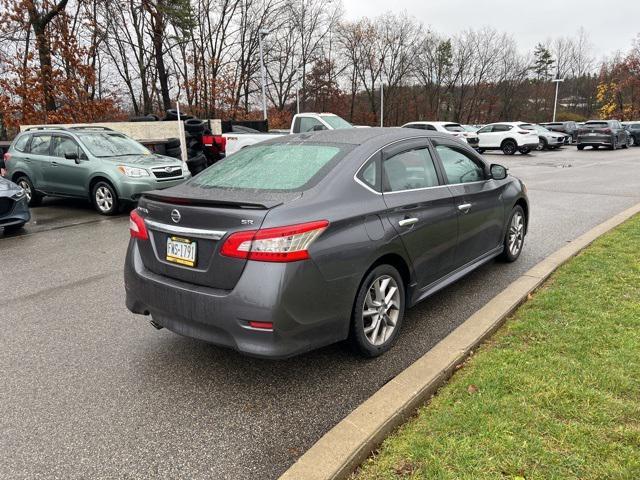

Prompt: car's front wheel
[501,140,517,155]
[15,175,42,207]
[499,205,526,262]
[3,223,25,234]
[350,265,405,357]
[92,181,119,215]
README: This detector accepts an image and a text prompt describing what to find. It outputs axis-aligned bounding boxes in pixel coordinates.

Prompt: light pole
[380,60,385,127]
[552,74,564,122]
[258,28,269,121]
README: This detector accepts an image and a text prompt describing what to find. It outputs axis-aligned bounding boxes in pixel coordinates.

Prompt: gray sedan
[124,128,529,358]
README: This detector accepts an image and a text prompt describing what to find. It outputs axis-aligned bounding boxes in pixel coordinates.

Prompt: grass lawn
[353,214,640,480]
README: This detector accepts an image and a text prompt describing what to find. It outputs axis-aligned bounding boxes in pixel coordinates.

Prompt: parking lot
[1,146,639,479]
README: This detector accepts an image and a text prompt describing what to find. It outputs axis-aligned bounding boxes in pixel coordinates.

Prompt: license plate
[166,236,197,267]
[588,132,598,136]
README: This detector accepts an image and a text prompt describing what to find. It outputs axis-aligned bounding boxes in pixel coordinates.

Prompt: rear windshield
[444,124,465,132]
[585,121,608,127]
[190,143,346,191]
[78,133,150,157]
[321,115,353,130]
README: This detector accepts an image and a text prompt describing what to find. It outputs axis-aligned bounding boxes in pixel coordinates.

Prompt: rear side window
[12,134,30,152]
[190,144,345,191]
[383,147,439,192]
[444,124,465,132]
[28,135,52,155]
[435,144,485,184]
[492,125,512,132]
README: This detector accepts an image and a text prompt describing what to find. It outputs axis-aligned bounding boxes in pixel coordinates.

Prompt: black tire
[477,148,485,154]
[91,180,119,216]
[349,264,406,357]
[593,145,599,149]
[129,115,150,122]
[622,137,629,149]
[536,138,547,151]
[165,137,181,149]
[501,140,517,155]
[15,175,43,206]
[185,118,205,134]
[610,137,617,150]
[577,145,585,150]
[498,205,526,262]
[187,137,203,150]
[3,222,25,234]
[186,152,207,175]
[146,114,160,121]
[165,146,182,158]
[164,109,179,121]
[630,136,636,147]
[519,147,531,154]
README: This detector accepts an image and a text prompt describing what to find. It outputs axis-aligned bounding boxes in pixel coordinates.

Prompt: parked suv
[540,121,578,143]
[576,120,629,150]
[4,127,190,215]
[401,121,480,148]
[476,122,540,155]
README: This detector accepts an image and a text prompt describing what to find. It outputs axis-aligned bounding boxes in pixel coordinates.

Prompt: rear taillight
[603,128,612,134]
[129,210,148,240]
[213,135,226,152]
[517,130,530,135]
[220,220,329,262]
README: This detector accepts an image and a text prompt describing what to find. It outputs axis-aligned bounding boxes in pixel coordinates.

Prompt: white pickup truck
[223,113,355,155]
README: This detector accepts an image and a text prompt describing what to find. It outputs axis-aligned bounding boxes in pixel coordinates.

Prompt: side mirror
[490,164,508,180]
[64,151,79,161]
[312,124,327,131]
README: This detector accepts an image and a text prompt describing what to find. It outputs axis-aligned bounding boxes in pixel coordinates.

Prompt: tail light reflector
[248,321,273,330]
[129,210,149,240]
[220,220,329,262]
[3,152,10,166]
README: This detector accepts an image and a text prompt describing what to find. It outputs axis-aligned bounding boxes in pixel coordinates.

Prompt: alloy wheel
[95,185,114,213]
[362,275,401,346]
[508,212,525,257]
[18,179,32,202]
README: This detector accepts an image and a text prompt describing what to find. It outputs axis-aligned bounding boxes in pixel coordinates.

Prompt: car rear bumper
[124,241,354,358]
[0,196,30,227]
[577,134,613,145]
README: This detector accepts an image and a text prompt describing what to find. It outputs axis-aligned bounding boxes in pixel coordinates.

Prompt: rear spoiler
[142,191,283,210]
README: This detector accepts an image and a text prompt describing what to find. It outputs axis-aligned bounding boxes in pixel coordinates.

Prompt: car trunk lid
[135,188,299,290]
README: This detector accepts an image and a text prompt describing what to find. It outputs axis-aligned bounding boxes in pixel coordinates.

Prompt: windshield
[320,115,352,130]
[529,125,550,132]
[189,143,346,191]
[462,125,478,132]
[78,133,150,157]
[444,124,465,132]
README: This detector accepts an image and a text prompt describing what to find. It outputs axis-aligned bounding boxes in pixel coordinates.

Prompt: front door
[432,139,506,268]
[48,135,91,196]
[380,138,458,289]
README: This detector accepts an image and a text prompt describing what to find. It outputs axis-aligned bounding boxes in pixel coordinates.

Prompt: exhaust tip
[150,320,164,330]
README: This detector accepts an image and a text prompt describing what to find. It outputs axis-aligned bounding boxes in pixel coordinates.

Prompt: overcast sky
[343,0,639,59]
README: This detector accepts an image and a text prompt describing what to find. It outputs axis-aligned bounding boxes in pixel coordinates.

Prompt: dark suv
[622,122,640,147]
[576,120,629,150]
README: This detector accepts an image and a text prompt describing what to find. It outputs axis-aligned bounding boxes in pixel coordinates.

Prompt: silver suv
[5,126,190,215]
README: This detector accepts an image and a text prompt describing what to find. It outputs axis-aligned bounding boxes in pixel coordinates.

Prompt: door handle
[457,203,472,213]
[398,217,419,227]
[51,161,59,167]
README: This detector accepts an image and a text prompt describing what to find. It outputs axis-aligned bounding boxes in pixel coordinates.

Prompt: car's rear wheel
[519,147,531,154]
[499,205,526,262]
[629,136,636,147]
[501,140,517,155]
[577,145,585,150]
[92,181,119,215]
[350,265,405,357]
[15,175,42,207]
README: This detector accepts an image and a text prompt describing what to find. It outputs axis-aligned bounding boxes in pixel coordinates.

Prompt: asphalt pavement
[1,146,639,479]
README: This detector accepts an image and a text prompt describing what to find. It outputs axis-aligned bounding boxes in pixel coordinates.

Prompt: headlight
[11,188,26,200]
[117,165,150,177]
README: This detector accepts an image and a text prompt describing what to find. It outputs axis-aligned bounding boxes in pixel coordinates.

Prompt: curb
[279,202,640,480]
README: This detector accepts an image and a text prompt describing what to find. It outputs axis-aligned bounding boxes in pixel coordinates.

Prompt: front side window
[190,143,345,191]
[383,147,439,192]
[51,136,83,158]
[28,135,52,155]
[78,133,150,157]
[435,144,485,184]
[299,117,326,133]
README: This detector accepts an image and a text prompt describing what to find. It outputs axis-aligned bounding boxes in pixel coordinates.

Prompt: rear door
[432,139,505,268]
[380,138,458,288]
[24,134,53,191]
[48,135,92,196]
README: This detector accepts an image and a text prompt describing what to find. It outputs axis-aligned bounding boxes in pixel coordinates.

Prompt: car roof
[403,121,460,126]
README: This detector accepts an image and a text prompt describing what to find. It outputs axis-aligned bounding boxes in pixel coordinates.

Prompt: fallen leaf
[467,384,479,394]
